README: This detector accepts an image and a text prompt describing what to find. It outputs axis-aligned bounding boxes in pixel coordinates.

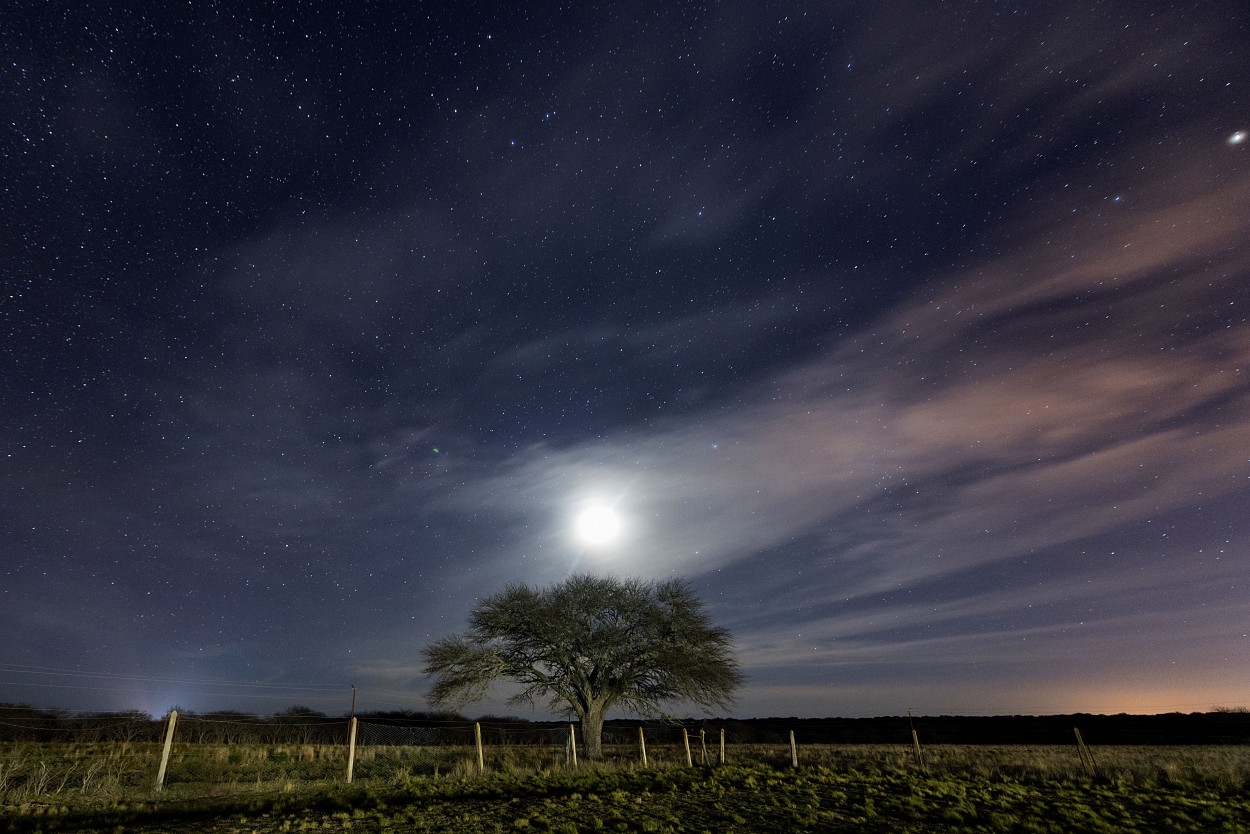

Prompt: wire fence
[2,707,1249,806]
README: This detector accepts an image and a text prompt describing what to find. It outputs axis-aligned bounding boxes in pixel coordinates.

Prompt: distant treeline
[2,702,1247,745]
[0,704,454,745]
[663,712,1250,746]
[0,705,529,745]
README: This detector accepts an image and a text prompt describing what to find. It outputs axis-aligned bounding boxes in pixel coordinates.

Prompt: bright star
[1230,131,1246,146]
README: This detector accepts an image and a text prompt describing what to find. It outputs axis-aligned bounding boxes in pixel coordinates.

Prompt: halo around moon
[575,505,622,546]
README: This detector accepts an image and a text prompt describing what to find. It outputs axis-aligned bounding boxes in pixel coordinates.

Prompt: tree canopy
[422,573,743,758]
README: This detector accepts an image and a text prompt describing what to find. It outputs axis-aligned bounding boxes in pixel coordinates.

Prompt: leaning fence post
[155,709,178,791]
[908,711,926,773]
[1074,727,1098,778]
[789,730,798,769]
[568,723,578,768]
[638,725,648,767]
[719,727,726,765]
[474,722,485,775]
[682,728,693,767]
[346,716,358,783]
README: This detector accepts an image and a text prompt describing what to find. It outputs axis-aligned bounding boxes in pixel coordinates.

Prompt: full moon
[575,506,621,545]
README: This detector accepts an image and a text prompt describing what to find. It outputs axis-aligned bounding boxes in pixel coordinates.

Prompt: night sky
[3,2,1249,720]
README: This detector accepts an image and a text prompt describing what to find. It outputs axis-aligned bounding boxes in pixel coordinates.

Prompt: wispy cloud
[424,134,1250,713]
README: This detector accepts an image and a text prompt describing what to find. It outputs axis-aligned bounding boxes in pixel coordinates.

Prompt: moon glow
[575,506,621,545]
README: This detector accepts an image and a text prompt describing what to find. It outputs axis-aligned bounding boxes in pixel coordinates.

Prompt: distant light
[1230,131,1247,146]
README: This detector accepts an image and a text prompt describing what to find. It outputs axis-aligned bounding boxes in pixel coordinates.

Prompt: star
[6,0,1249,722]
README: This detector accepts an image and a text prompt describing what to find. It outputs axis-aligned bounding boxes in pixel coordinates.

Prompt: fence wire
[2,708,1248,806]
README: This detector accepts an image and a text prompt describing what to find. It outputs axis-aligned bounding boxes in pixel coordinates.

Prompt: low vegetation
[3,742,1250,832]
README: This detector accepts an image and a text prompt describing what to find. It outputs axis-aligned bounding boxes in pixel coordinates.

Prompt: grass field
[3,743,1249,832]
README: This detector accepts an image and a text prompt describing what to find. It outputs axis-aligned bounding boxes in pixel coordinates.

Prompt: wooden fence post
[682,728,693,767]
[474,722,485,775]
[155,709,177,791]
[699,729,707,765]
[789,730,798,769]
[568,723,578,768]
[908,711,925,773]
[346,717,358,783]
[1074,727,1098,778]
[638,725,648,767]
[719,727,726,765]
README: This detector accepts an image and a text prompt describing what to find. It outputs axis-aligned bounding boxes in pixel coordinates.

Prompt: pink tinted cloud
[463,138,1250,595]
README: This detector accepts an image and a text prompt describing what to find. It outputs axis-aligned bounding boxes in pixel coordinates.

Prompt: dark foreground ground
[6,763,1249,834]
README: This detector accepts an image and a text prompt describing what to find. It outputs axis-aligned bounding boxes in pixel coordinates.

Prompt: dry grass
[2,739,1249,809]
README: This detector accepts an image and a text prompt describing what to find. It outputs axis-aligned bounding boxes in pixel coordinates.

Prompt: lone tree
[422,573,743,760]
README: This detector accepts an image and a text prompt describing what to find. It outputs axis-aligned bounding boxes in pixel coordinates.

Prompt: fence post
[1074,727,1098,778]
[638,725,648,767]
[682,728,693,767]
[908,711,925,773]
[719,727,725,765]
[154,709,178,791]
[346,716,358,783]
[568,723,578,768]
[474,722,485,775]
[789,730,798,769]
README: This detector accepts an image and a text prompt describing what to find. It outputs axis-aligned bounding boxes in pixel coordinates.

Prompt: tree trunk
[581,706,606,760]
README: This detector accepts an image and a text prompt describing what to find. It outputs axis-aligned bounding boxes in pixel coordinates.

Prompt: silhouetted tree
[423,574,742,759]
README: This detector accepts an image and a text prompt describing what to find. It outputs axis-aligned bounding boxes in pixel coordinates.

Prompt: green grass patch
[4,744,1250,832]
